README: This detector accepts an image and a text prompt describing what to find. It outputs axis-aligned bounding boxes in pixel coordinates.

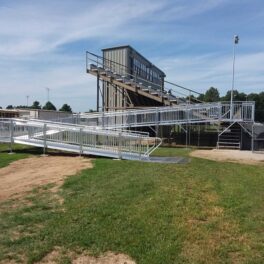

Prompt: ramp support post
[97,73,100,112]
[251,123,254,152]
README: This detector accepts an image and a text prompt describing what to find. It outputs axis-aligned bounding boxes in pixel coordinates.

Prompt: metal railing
[64,101,255,129]
[0,119,161,160]
[86,51,202,103]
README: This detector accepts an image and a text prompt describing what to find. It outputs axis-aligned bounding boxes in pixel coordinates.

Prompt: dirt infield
[190,149,264,165]
[0,156,93,201]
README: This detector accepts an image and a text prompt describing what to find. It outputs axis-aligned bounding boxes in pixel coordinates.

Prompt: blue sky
[0,0,263,112]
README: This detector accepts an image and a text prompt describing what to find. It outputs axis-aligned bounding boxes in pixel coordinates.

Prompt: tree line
[197,87,264,122]
[1,101,72,113]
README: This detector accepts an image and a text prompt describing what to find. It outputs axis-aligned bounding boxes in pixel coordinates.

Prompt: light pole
[26,95,29,107]
[45,87,50,102]
[231,35,239,119]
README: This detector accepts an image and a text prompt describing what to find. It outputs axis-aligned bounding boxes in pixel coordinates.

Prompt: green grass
[0,144,35,168]
[0,144,263,263]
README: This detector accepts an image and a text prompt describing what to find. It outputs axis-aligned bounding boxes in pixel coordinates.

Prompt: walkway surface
[142,156,190,164]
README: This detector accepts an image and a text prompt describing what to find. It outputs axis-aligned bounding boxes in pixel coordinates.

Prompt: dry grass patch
[36,247,136,264]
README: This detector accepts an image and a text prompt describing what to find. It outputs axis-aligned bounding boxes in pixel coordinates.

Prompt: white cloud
[0,0,163,57]
[154,51,264,95]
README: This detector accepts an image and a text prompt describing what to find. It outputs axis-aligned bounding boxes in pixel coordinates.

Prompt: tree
[31,101,41,109]
[42,101,56,111]
[248,92,264,122]
[16,105,28,109]
[59,104,72,113]
[0,106,2,109]
[221,90,246,101]
[197,93,205,102]
[204,87,220,102]
[6,105,14,109]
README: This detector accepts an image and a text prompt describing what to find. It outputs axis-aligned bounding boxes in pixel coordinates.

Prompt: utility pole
[231,35,239,119]
[26,95,29,107]
[45,87,50,102]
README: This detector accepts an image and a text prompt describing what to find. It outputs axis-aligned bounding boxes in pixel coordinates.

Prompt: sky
[0,0,263,112]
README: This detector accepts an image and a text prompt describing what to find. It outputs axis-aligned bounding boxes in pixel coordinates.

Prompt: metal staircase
[217,122,242,149]
[86,52,201,107]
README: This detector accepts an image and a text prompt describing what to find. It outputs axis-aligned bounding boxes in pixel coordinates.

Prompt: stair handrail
[144,137,163,157]
[86,51,201,103]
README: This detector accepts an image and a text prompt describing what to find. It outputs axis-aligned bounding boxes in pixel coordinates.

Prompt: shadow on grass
[0,143,110,160]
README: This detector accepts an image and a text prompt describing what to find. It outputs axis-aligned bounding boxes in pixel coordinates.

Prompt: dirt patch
[73,252,136,264]
[190,149,264,165]
[37,247,136,264]
[0,156,93,201]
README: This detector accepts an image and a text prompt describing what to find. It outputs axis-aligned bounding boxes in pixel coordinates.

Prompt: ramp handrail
[0,119,161,160]
[68,101,255,129]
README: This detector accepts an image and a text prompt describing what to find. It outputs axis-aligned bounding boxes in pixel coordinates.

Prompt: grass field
[0,144,263,263]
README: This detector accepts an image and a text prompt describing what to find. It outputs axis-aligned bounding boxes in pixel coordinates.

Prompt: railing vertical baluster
[9,119,14,154]
[79,128,83,156]
[43,124,47,155]
[118,132,122,159]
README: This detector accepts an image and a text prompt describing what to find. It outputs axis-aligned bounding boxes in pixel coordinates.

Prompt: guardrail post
[251,123,254,152]
[139,138,142,159]
[43,124,47,155]
[9,119,14,154]
[155,108,159,136]
[79,128,83,156]
[102,111,105,128]
[252,102,255,122]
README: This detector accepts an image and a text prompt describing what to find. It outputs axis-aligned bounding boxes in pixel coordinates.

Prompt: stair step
[220,139,240,141]
[217,145,240,149]
[218,141,240,145]
[224,137,241,139]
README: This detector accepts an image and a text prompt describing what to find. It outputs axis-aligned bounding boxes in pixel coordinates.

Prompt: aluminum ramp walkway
[59,101,255,129]
[0,119,161,160]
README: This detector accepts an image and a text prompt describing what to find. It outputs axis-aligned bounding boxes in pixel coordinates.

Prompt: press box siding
[102,45,166,111]
[103,47,129,110]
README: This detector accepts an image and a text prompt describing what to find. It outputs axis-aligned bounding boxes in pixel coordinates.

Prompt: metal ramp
[57,101,255,129]
[0,100,255,157]
[0,119,161,160]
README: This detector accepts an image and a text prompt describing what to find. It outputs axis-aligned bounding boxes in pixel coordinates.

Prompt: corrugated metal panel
[102,46,165,110]
[103,47,129,111]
